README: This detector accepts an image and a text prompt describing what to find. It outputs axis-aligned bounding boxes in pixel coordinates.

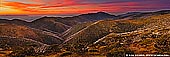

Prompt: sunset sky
[0,0,170,15]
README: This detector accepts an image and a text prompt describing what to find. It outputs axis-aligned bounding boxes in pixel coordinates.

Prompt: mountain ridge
[0,10,170,57]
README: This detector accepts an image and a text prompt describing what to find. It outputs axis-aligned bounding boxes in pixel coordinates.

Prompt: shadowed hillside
[0,24,63,45]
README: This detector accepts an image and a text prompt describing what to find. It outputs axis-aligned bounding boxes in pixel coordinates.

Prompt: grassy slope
[88,14,170,56]
[61,22,93,40]
[61,19,142,54]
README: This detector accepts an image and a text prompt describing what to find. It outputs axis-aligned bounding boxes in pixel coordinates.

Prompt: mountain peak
[79,12,112,16]
[97,11,109,14]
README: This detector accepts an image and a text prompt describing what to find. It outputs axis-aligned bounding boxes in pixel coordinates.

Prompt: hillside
[61,22,93,39]
[0,37,45,57]
[61,19,142,54]
[31,17,71,33]
[0,23,63,45]
[0,23,64,56]
[86,14,170,57]
[0,18,71,34]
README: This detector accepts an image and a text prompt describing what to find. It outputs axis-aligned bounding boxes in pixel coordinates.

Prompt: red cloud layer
[1,0,169,15]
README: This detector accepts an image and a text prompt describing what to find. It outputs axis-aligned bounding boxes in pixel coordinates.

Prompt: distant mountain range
[0,10,170,57]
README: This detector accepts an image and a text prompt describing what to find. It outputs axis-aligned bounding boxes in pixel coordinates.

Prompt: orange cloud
[2,2,43,13]
[0,1,140,15]
[4,2,41,8]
